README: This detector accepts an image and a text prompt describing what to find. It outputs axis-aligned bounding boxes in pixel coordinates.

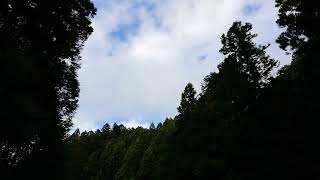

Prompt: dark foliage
[0,0,96,179]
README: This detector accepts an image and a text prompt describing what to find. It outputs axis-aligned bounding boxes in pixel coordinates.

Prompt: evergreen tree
[210,22,277,118]
[0,0,96,179]
[177,83,197,116]
[102,123,111,132]
[150,122,156,130]
[156,122,163,129]
[72,128,81,137]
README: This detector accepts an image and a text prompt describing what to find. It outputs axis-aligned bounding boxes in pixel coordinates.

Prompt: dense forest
[1,0,320,179]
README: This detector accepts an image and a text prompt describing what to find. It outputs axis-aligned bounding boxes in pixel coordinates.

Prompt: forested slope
[64,1,320,179]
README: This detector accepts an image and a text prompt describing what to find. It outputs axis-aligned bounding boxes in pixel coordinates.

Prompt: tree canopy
[0,0,96,179]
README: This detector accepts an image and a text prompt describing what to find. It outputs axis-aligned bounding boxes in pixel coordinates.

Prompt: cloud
[73,0,291,131]
[120,117,150,129]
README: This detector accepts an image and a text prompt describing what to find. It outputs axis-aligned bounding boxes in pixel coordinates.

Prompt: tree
[112,123,123,137]
[211,22,277,116]
[72,128,81,137]
[276,0,320,91]
[273,1,320,178]
[276,0,320,53]
[0,0,96,179]
[177,83,197,116]
[150,122,156,130]
[156,122,163,129]
[102,123,111,132]
[177,22,278,179]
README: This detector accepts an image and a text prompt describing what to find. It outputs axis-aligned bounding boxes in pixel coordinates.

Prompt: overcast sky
[73,0,291,131]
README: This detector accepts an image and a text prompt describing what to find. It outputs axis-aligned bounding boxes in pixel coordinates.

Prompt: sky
[73,0,291,131]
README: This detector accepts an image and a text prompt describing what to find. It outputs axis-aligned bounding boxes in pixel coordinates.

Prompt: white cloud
[120,117,150,129]
[73,0,291,131]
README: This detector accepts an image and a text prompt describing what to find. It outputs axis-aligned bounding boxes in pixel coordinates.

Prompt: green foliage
[64,125,156,180]
[137,118,178,180]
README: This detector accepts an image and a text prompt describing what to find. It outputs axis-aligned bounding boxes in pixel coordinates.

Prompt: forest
[0,0,319,179]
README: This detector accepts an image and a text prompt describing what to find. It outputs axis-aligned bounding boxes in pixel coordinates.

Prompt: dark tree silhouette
[102,123,111,132]
[150,122,156,130]
[276,0,320,53]
[0,0,96,179]
[177,83,197,116]
[205,22,277,123]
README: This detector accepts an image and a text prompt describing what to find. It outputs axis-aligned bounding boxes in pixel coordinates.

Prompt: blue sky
[242,4,262,15]
[74,0,291,131]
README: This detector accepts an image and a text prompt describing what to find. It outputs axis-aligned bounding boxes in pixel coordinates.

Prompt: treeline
[64,0,320,179]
